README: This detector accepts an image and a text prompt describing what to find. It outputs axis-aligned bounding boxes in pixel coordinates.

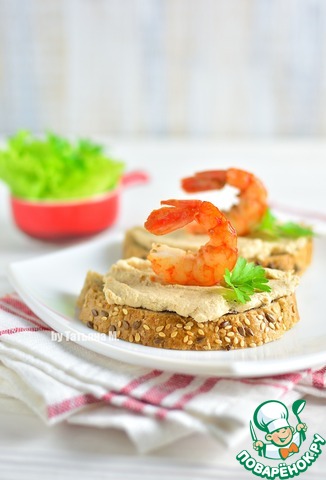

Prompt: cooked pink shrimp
[182,168,268,236]
[144,199,238,286]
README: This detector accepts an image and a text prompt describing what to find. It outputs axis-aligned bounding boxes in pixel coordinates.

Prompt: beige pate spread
[129,226,308,261]
[103,257,299,323]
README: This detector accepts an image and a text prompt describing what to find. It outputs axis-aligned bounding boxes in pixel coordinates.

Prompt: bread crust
[258,238,313,274]
[78,272,300,351]
[123,229,313,275]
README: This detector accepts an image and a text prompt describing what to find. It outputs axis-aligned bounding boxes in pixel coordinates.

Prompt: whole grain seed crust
[77,272,300,351]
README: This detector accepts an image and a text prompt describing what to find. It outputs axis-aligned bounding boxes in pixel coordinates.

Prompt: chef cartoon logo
[236,399,325,479]
[251,400,307,460]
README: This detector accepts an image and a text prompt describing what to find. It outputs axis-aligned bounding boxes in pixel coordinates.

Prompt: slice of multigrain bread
[77,271,300,351]
[123,227,313,275]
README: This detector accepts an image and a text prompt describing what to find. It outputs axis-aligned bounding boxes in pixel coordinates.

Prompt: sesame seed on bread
[78,271,300,351]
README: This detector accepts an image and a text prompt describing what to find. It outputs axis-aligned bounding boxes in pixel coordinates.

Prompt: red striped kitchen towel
[0,293,325,452]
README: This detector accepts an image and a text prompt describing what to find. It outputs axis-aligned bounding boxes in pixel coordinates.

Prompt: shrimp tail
[145,199,202,236]
[182,171,226,192]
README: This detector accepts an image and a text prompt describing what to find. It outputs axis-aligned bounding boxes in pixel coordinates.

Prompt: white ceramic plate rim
[7,233,326,377]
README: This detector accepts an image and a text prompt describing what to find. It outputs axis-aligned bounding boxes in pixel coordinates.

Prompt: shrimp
[144,199,238,286]
[182,168,268,236]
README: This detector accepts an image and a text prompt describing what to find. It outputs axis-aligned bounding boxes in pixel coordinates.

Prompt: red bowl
[10,170,149,241]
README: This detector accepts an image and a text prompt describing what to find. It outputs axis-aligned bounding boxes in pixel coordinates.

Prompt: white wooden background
[1,0,326,137]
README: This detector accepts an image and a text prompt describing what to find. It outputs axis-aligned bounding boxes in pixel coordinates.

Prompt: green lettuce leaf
[0,131,125,200]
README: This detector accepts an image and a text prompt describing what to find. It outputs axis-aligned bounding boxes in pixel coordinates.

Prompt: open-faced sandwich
[78,199,300,351]
[123,168,313,274]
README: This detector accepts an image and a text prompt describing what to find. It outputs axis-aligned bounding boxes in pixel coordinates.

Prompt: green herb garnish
[255,208,314,239]
[0,130,125,200]
[221,257,271,304]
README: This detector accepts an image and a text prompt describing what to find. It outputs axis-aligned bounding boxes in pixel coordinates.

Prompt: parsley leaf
[222,257,271,304]
[255,208,314,239]
[276,222,314,238]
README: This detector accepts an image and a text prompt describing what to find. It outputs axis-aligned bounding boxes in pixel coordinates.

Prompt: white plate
[7,233,326,377]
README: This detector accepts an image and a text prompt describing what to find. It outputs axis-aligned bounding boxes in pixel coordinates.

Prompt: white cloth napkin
[0,293,325,453]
